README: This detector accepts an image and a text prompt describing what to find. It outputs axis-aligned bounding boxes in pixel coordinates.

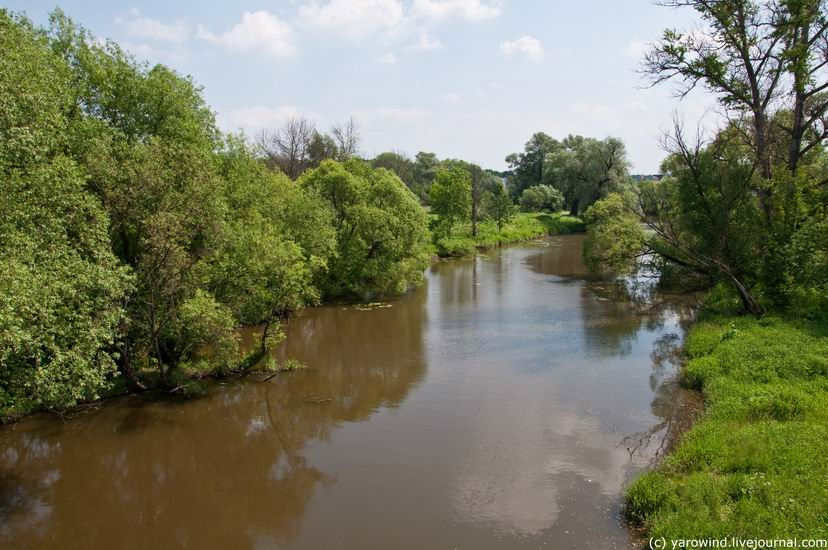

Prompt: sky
[6,0,720,173]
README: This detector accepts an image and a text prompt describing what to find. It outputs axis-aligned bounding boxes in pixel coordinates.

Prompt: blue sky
[6,1,717,172]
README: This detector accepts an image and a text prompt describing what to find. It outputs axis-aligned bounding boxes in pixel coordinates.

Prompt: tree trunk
[789,23,809,175]
[752,109,774,222]
[728,272,764,317]
[569,198,579,216]
[119,339,146,391]
[260,320,271,354]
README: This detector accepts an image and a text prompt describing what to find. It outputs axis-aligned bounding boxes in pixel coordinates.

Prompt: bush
[582,193,645,273]
[519,184,564,212]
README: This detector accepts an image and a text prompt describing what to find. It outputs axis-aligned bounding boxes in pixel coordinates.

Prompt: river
[0,234,696,549]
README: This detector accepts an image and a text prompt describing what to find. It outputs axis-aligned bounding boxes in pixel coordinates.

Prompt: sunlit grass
[625,316,828,538]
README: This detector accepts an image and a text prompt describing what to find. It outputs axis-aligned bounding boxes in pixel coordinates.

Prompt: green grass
[433,212,584,257]
[625,315,828,538]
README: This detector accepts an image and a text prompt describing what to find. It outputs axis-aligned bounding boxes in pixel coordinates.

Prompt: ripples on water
[0,235,697,549]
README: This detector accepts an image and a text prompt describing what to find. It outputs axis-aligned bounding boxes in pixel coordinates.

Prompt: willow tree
[505,132,560,197]
[206,138,336,355]
[301,160,432,297]
[429,166,472,237]
[545,135,630,215]
[48,10,237,383]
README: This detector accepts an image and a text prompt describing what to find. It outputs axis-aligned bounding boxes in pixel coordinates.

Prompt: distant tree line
[504,133,631,215]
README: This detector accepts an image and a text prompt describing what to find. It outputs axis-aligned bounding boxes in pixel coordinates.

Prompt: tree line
[0,7,623,420]
[0,10,431,419]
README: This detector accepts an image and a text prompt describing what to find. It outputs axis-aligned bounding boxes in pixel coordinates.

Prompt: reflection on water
[0,235,694,549]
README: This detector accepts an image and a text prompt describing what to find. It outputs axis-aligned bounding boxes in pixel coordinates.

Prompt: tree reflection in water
[0,289,427,549]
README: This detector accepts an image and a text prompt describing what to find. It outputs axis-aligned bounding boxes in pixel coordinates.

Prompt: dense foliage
[581,0,828,317]
[300,160,431,297]
[505,133,630,214]
[518,184,564,213]
[0,11,431,419]
[582,193,644,273]
[0,14,131,415]
[429,166,472,237]
[484,184,517,231]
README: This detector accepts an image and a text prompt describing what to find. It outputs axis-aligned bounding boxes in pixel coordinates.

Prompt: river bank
[0,211,584,423]
[0,235,690,549]
[625,314,828,539]
[433,212,584,257]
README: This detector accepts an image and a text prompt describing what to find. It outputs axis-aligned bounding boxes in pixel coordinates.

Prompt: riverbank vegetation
[626,313,828,537]
[0,10,432,419]
[581,1,828,320]
[432,212,584,257]
[569,0,828,539]
[0,7,595,420]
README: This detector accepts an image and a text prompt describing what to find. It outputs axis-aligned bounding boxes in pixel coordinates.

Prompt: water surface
[0,235,694,549]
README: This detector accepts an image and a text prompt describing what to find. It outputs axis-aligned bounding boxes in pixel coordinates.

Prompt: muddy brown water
[0,235,696,549]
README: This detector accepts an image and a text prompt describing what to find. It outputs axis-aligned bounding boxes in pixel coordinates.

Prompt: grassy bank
[625,315,828,538]
[434,212,584,257]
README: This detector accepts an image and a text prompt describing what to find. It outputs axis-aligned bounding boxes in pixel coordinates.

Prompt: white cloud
[442,92,462,103]
[221,105,302,134]
[408,32,443,51]
[198,11,296,58]
[296,0,498,44]
[121,16,190,43]
[298,0,405,39]
[376,52,398,65]
[499,36,544,63]
[356,107,431,122]
[411,0,501,22]
[623,39,648,59]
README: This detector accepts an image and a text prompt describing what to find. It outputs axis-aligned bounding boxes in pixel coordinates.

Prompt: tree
[582,194,645,273]
[485,184,518,231]
[545,135,630,214]
[587,123,769,315]
[0,11,131,416]
[440,160,499,236]
[256,116,315,179]
[307,131,338,168]
[505,132,560,197]
[372,151,417,191]
[519,184,564,212]
[634,0,828,314]
[206,137,336,355]
[300,160,431,297]
[331,117,361,161]
[643,0,828,194]
[49,10,237,384]
[413,151,440,200]
[429,166,472,236]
